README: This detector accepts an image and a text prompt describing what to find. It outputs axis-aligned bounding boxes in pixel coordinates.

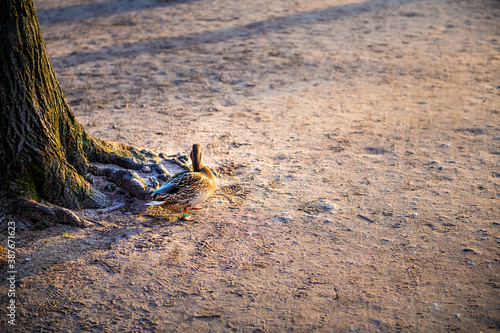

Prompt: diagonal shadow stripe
[37,0,200,25]
[51,0,420,67]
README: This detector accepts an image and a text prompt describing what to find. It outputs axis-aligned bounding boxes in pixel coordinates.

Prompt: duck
[146,144,217,220]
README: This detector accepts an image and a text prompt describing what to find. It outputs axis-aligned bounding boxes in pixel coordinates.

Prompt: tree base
[5,153,191,227]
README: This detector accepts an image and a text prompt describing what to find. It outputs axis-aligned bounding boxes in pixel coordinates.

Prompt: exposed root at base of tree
[92,166,150,200]
[13,199,92,228]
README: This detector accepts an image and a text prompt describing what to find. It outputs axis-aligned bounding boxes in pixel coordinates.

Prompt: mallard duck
[146,144,217,220]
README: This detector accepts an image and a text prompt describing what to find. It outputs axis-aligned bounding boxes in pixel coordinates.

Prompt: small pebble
[323,203,336,210]
[158,153,166,158]
[433,302,441,310]
[141,166,152,173]
[462,248,480,254]
[441,143,450,148]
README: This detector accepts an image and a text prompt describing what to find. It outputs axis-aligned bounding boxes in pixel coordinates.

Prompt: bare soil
[1,0,500,331]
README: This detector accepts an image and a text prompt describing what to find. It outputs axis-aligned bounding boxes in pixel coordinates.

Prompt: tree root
[94,166,151,200]
[87,139,153,170]
[95,153,145,170]
[13,199,92,228]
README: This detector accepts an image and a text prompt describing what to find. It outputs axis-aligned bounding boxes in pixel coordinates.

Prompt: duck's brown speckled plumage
[146,144,217,219]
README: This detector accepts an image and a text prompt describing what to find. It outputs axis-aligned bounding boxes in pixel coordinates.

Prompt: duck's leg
[181,207,193,221]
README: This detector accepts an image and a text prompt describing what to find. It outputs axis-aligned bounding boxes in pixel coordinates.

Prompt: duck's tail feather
[146,201,165,206]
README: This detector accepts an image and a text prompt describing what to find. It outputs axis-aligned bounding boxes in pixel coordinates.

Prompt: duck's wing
[150,171,205,201]
[153,182,178,195]
[151,171,190,196]
[148,173,183,202]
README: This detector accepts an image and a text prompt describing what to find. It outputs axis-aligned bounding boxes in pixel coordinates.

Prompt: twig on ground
[97,202,126,214]
[357,214,375,223]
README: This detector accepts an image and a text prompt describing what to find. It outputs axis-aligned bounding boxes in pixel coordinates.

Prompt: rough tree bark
[0,0,154,225]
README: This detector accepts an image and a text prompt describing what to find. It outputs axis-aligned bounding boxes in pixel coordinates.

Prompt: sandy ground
[1,0,500,331]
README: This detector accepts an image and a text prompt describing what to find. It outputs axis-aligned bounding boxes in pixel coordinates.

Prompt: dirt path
[1,0,499,331]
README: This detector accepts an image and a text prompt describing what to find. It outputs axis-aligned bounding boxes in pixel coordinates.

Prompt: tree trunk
[0,0,149,212]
